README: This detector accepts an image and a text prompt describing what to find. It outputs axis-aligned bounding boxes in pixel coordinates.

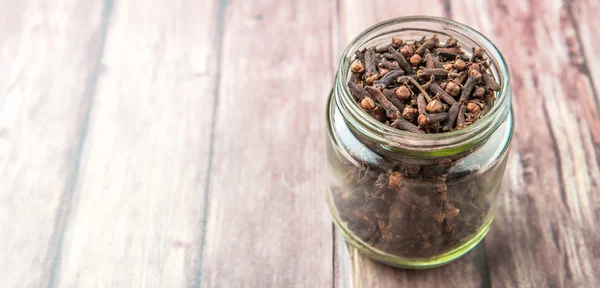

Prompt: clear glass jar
[326,16,513,268]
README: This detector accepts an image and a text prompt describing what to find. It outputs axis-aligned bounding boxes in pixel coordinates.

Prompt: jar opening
[334,16,511,156]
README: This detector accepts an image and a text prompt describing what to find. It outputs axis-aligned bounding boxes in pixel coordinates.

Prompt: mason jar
[326,16,513,268]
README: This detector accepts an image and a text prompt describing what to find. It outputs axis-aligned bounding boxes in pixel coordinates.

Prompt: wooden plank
[338,0,448,47]
[569,0,600,108]
[0,0,106,287]
[451,0,600,286]
[48,0,222,286]
[197,0,336,287]
[335,1,492,287]
[333,229,353,288]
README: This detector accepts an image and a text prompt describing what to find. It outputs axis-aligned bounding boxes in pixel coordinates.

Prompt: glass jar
[326,16,513,268]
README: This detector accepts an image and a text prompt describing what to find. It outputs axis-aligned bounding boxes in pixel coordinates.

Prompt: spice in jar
[330,34,506,260]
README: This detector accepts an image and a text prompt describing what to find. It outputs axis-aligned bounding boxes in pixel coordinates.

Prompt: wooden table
[1,0,599,287]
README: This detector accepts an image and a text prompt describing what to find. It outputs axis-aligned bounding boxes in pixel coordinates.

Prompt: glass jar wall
[326,16,513,269]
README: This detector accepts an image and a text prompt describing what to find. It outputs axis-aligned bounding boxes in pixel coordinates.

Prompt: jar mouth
[335,16,511,156]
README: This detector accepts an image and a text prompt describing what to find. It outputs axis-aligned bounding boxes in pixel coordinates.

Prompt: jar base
[328,194,493,269]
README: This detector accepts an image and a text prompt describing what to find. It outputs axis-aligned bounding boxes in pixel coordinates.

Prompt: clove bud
[410,54,422,66]
[396,85,412,100]
[402,106,417,122]
[360,97,376,110]
[351,61,365,73]
[426,99,443,114]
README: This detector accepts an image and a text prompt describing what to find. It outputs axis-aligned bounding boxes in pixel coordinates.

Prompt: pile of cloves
[330,144,499,259]
[348,35,501,133]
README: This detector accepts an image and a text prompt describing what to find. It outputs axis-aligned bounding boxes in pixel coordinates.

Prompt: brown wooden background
[0,0,599,287]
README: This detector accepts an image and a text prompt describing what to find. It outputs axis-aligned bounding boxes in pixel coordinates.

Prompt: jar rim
[335,16,511,156]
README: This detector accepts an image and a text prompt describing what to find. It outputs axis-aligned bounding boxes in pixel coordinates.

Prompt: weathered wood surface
[197,0,335,287]
[47,0,221,286]
[0,0,106,287]
[451,0,600,286]
[1,0,599,287]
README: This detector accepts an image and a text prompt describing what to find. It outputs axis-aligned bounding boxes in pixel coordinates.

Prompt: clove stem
[383,89,405,111]
[366,86,400,119]
[391,118,422,133]
[408,77,431,102]
[387,47,414,75]
[482,72,501,91]
[428,81,456,105]
[348,81,370,101]
[442,102,460,131]
[375,70,404,88]
[417,94,427,115]
[459,69,482,103]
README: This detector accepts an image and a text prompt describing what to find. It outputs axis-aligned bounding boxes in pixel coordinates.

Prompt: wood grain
[451,0,600,286]
[2,0,599,287]
[197,0,336,287]
[0,0,106,287]
[335,1,490,287]
[48,0,221,286]
[569,0,600,105]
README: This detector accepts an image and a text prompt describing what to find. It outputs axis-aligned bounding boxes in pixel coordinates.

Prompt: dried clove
[364,48,379,84]
[408,77,431,102]
[395,75,419,85]
[443,37,458,48]
[355,49,366,64]
[400,45,413,58]
[442,102,461,131]
[466,102,481,113]
[376,44,393,53]
[445,80,461,97]
[459,69,482,103]
[387,47,414,75]
[471,47,485,60]
[456,104,467,129]
[473,86,486,98]
[376,70,404,88]
[348,81,370,101]
[453,57,466,70]
[410,54,422,66]
[437,47,469,61]
[351,61,365,73]
[366,86,400,119]
[417,94,427,115]
[415,34,439,55]
[426,99,443,114]
[378,67,389,77]
[392,36,403,47]
[418,112,448,126]
[383,89,405,111]
[402,106,417,122]
[482,72,501,91]
[432,55,444,69]
[371,106,387,122]
[352,72,363,85]
[428,81,457,105]
[360,97,376,110]
[379,58,401,70]
[457,71,468,85]
[395,85,412,100]
[419,68,449,79]
[391,118,422,133]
